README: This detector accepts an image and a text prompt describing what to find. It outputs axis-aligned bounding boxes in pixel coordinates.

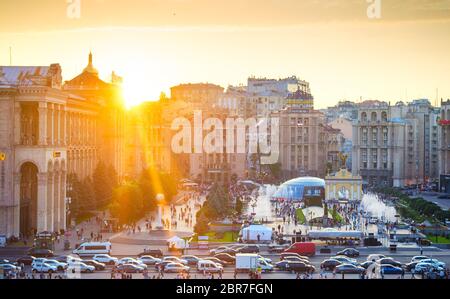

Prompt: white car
[257,255,272,264]
[67,256,84,264]
[40,259,68,271]
[164,263,190,273]
[419,259,446,268]
[163,256,188,265]
[32,263,58,273]
[67,262,95,273]
[411,256,429,263]
[367,254,385,262]
[118,258,147,269]
[415,262,444,273]
[93,254,118,265]
[138,256,161,266]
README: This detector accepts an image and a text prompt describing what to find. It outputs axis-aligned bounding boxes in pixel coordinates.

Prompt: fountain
[360,193,397,222]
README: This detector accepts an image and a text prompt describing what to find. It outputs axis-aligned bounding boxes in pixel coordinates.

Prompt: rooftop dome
[82,52,99,76]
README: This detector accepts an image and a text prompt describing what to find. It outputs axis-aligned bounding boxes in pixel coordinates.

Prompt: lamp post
[155,193,165,230]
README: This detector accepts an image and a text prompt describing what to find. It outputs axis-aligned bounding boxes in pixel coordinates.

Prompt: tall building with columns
[0,53,124,238]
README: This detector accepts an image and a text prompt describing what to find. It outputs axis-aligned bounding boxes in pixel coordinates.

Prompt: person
[411,268,415,279]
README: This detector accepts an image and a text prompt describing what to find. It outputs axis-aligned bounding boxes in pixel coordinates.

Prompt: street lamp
[155,193,165,230]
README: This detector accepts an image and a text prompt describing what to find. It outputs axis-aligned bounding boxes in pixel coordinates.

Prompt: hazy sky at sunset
[1,0,449,108]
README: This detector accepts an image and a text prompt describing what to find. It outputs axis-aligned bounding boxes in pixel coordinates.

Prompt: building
[329,117,353,170]
[323,100,358,123]
[352,100,441,187]
[325,168,363,202]
[63,52,126,179]
[0,53,126,238]
[439,99,450,193]
[170,83,224,108]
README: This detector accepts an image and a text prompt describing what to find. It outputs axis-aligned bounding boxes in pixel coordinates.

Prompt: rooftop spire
[83,51,99,76]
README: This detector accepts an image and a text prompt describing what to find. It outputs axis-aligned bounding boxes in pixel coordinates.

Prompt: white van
[197,260,223,274]
[72,242,111,256]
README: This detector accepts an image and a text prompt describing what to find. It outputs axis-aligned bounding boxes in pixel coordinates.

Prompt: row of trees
[108,168,179,226]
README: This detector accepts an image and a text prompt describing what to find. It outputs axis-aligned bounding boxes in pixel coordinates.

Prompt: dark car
[337,248,360,258]
[237,245,260,254]
[320,259,342,271]
[268,245,289,253]
[27,248,54,258]
[83,260,106,271]
[214,253,236,265]
[116,264,144,273]
[203,257,227,266]
[53,255,70,263]
[380,265,404,275]
[16,256,35,266]
[360,261,375,269]
[286,261,315,273]
[218,248,238,256]
[275,261,290,271]
[138,249,163,258]
[335,264,366,274]
[377,258,402,268]
[181,255,202,266]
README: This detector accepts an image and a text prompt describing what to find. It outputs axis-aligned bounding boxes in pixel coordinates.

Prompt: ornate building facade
[0,53,125,238]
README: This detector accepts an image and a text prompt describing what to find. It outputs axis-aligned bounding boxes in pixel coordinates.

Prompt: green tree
[109,182,145,225]
[93,162,118,208]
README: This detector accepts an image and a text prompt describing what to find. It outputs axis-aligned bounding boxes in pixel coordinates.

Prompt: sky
[0,0,449,108]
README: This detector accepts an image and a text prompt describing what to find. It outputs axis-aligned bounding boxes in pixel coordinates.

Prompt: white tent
[241,225,272,243]
[167,236,187,249]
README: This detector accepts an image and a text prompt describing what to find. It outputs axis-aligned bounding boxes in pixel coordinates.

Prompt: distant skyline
[1,0,450,108]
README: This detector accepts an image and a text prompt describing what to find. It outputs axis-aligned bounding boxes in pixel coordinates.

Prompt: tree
[93,162,118,208]
[109,182,145,225]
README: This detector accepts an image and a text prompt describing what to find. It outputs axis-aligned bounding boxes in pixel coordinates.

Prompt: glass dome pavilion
[272,177,325,203]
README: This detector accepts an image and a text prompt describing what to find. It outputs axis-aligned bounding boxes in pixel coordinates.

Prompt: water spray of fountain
[360,193,397,222]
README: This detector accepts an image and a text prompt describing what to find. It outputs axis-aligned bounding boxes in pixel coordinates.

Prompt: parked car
[214,253,236,265]
[380,264,405,275]
[286,261,315,273]
[411,256,429,263]
[414,262,444,274]
[16,256,35,266]
[138,256,161,266]
[41,259,68,271]
[320,259,342,271]
[93,254,118,265]
[32,263,57,273]
[67,262,96,273]
[27,248,54,258]
[115,264,145,273]
[138,249,163,258]
[280,252,310,261]
[284,242,316,257]
[237,245,260,254]
[209,246,231,255]
[0,259,10,264]
[367,254,385,262]
[377,258,403,268]
[405,262,420,272]
[202,257,228,266]
[197,260,223,273]
[155,261,175,270]
[418,259,445,269]
[268,244,289,253]
[360,261,375,269]
[164,263,190,273]
[337,248,360,258]
[83,260,106,271]
[334,264,365,274]
[0,264,18,272]
[275,260,291,271]
[331,256,358,265]
[181,255,202,266]
[162,256,188,265]
[283,256,311,264]
[118,258,147,269]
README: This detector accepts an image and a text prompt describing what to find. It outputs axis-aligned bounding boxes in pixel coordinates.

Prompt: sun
[122,67,165,109]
